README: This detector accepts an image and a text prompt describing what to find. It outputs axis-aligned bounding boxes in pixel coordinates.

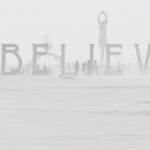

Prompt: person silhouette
[97,11,108,67]
[74,61,80,75]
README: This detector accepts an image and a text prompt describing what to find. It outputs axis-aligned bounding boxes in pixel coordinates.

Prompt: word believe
[0,44,149,75]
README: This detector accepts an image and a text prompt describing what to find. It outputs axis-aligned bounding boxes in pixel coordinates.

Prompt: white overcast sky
[0,0,149,65]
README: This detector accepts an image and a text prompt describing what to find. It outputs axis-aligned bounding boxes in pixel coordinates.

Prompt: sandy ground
[0,75,150,150]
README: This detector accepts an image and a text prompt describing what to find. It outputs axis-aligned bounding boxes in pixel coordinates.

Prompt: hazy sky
[0,0,150,65]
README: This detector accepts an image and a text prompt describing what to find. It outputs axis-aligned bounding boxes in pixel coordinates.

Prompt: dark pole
[90,44,94,75]
[61,44,66,75]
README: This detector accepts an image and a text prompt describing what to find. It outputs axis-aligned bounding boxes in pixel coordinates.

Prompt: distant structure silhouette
[82,62,87,75]
[97,11,108,67]
[24,34,61,75]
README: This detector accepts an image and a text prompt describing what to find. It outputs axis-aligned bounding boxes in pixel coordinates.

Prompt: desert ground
[0,75,150,150]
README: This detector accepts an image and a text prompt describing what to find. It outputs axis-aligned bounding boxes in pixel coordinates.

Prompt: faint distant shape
[34,34,61,74]
[41,34,61,67]
[97,11,108,67]
[24,34,61,75]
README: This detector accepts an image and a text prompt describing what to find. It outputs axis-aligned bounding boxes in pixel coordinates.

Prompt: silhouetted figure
[104,66,112,75]
[97,11,108,67]
[87,60,91,75]
[36,65,40,72]
[74,61,80,75]
[82,62,87,75]
[128,62,130,69]
[44,65,48,72]
[94,60,98,74]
